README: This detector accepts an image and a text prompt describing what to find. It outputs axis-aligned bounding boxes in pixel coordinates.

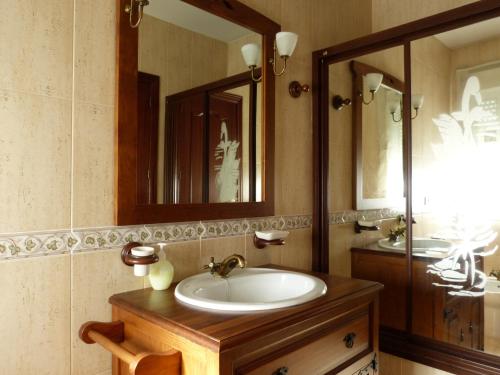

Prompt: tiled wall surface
[0,215,312,260]
[0,0,481,374]
[0,0,327,373]
[371,0,478,32]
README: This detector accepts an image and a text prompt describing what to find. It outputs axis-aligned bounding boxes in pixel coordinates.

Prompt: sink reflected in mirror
[174,268,327,312]
[378,238,453,253]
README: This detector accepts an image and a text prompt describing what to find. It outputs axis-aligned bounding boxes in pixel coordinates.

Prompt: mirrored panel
[328,46,408,331]
[411,16,500,355]
[137,0,263,204]
[352,61,405,210]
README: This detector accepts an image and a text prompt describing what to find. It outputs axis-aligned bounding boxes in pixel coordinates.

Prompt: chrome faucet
[203,254,246,278]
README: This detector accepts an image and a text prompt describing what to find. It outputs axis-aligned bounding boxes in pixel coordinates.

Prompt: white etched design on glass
[427,76,499,297]
[214,121,240,202]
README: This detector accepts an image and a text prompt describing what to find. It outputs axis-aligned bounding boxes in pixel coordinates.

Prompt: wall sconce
[390,94,425,122]
[411,94,424,119]
[390,101,402,122]
[332,95,352,110]
[359,73,384,105]
[241,32,298,82]
[241,43,261,82]
[124,0,149,28]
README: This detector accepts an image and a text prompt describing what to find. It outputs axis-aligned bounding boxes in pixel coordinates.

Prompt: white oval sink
[174,268,327,312]
[378,238,453,253]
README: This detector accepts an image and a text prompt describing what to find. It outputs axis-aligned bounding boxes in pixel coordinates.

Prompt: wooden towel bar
[79,321,181,375]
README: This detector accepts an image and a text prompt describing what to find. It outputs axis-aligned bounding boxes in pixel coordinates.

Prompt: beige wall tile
[245,233,274,266]
[313,0,372,50]
[74,0,115,106]
[0,255,70,375]
[71,249,144,375]
[275,61,313,215]
[201,236,246,269]
[166,25,193,95]
[164,240,202,282]
[275,228,312,271]
[402,358,453,375]
[0,0,73,99]
[380,352,455,375]
[0,90,71,232]
[73,102,114,228]
[372,0,478,32]
[280,0,312,63]
[380,352,402,375]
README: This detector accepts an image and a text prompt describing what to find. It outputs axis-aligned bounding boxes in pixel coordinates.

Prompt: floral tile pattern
[0,231,72,260]
[329,208,401,225]
[0,210,398,260]
[201,220,245,238]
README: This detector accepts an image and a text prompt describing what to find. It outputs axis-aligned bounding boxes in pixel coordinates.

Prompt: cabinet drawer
[240,313,370,375]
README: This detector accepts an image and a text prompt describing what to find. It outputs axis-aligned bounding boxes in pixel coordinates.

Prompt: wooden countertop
[109,265,382,352]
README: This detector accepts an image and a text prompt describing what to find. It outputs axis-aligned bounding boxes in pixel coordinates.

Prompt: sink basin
[378,238,453,253]
[174,268,327,312]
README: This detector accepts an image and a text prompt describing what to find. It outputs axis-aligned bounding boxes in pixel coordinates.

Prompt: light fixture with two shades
[358,72,424,120]
[241,32,298,82]
[390,94,425,122]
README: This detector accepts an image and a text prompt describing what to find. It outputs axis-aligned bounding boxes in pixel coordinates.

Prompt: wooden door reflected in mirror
[136,1,262,205]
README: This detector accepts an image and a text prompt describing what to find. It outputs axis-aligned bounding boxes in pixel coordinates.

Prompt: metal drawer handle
[272,366,288,375]
[343,332,357,348]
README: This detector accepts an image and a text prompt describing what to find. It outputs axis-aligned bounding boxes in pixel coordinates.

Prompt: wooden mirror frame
[351,61,405,210]
[115,0,280,225]
[313,1,500,374]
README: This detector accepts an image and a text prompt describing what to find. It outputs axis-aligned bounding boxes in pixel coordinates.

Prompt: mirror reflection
[328,46,408,331]
[137,0,263,204]
[411,17,500,355]
[352,61,405,210]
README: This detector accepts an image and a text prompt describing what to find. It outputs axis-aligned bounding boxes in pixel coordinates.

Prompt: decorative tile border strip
[329,208,401,225]
[0,209,398,260]
[0,230,77,260]
[0,215,313,261]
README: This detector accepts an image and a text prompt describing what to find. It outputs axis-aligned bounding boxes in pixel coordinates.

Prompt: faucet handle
[202,256,214,269]
[203,257,218,273]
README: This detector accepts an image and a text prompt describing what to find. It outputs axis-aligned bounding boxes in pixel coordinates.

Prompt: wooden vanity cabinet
[351,248,484,350]
[108,267,382,375]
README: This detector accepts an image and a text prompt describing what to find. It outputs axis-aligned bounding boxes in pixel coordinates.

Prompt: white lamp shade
[241,43,261,67]
[276,31,298,58]
[389,101,400,114]
[412,94,424,109]
[365,73,384,93]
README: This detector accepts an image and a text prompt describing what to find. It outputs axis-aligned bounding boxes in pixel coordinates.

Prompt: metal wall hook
[124,0,150,28]
[289,81,310,98]
[332,95,352,110]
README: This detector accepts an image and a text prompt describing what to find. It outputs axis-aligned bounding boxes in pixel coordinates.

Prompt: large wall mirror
[116,0,279,224]
[410,13,500,357]
[314,1,500,374]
